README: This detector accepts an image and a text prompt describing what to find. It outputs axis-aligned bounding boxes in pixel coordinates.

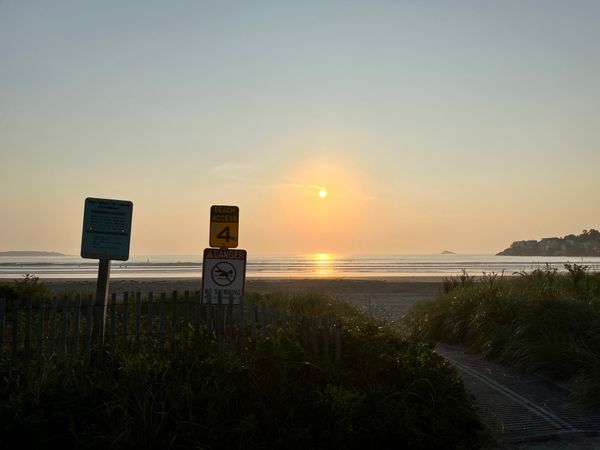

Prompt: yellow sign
[210,205,239,248]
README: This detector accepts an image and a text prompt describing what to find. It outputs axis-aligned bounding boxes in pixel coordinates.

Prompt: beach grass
[404,265,600,406]
[0,284,484,449]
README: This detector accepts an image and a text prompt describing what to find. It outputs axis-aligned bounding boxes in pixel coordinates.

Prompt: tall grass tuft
[405,265,600,405]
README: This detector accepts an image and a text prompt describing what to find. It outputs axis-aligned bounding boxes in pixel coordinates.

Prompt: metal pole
[93,258,111,347]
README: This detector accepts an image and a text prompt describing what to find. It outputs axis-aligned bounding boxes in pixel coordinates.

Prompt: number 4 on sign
[217,226,236,242]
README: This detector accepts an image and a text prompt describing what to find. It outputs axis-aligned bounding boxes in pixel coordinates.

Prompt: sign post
[203,205,246,304]
[81,197,133,347]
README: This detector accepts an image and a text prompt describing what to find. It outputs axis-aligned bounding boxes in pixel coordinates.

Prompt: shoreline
[35,277,445,322]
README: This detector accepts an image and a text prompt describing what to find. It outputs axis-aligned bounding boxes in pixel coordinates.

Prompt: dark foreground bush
[0,292,483,449]
[404,266,600,406]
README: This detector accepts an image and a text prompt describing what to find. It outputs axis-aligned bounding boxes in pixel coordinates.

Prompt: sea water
[1,254,600,279]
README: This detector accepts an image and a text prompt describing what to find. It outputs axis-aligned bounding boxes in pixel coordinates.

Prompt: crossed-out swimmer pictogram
[211,262,236,286]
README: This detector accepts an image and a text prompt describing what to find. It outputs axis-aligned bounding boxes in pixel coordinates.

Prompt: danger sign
[201,248,246,304]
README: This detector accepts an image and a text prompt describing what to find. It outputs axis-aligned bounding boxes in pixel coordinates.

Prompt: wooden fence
[0,291,342,365]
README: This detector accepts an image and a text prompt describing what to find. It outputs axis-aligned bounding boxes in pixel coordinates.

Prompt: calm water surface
[1,254,600,279]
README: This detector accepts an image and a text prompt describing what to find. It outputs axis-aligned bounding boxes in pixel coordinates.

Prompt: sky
[1,1,599,256]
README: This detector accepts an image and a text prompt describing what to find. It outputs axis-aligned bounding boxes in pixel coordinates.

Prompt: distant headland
[440,250,456,255]
[497,229,600,256]
[0,251,66,257]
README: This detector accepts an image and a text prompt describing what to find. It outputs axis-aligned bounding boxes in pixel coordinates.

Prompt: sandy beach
[42,277,443,324]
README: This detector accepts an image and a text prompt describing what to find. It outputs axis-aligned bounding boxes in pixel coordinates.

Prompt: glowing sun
[318,190,327,198]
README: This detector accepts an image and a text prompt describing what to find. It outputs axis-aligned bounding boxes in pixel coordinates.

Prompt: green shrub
[0,293,483,449]
[405,265,600,405]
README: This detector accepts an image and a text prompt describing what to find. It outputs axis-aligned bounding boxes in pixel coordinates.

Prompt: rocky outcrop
[497,230,600,256]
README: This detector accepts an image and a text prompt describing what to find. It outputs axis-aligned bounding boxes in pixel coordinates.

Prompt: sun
[318,190,327,198]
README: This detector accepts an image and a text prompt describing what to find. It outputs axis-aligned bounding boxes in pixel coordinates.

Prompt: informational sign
[201,248,247,304]
[209,205,239,248]
[81,197,133,261]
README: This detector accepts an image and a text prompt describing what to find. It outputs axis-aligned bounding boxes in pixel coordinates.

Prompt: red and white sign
[201,248,247,304]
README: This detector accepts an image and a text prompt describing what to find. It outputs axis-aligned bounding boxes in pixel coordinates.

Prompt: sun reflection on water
[310,253,335,276]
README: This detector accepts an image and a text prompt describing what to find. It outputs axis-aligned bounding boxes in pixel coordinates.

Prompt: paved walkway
[436,344,600,449]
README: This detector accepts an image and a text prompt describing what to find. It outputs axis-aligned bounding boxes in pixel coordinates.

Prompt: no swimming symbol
[211,262,236,286]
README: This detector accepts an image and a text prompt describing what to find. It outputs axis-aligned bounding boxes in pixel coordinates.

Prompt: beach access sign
[81,197,133,261]
[201,248,246,304]
[209,205,239,248]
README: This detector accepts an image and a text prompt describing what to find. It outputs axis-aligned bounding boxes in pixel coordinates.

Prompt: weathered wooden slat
[0,298,5,354]
[217,292,224,356]
[146,292,154,353]
[24,298,32,362]
[135,291,141,352]
[183,290,190,346]
[228,293,234,347]
[60,297,68,354]
[259,303,266,335]
[159,292,166,354]
[335,320,342,364]
[311,318,319,358]
[171,291,177,353]
[322,319,329,360]
[49,297,57,355]
[109,292,117,343]
[85,295,93,365]
[250,300,256,341]
[73,295,81,354]
[122,291,129,351]
[11,299,18,359]
[239,299,245,348]
[206,293,212,331]
[36,299,45,365]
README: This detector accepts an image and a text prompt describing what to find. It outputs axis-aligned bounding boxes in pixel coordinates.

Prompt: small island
[497,229,600,256]
[0,251,66,257]
[440,250,456,255]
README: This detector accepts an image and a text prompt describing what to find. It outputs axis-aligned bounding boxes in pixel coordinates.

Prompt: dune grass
[404,265,600,406]
[0,286,483,449]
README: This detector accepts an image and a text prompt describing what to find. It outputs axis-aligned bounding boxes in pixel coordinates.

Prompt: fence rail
[0,291,342,365]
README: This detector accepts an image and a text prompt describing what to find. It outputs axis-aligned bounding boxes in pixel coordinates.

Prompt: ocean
[1,254,600,279]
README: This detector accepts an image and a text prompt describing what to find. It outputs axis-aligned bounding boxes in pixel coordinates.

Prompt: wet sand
[43,277,443,323]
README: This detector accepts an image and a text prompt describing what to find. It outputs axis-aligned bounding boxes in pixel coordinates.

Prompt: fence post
[109,292,117,347]
[228,292,234,347]
[159,292,166,354]
[24,297,32,362]
[311,318,318,358]
[259,303,266,335]
[49,297,57,355]
[93,258,110,348]
[36,299,45,366]
[146,292,154,354]
[335,320,342,364]
[239,297,245,349]
[122,291,129,352]
[60,297,68,355]
[323,319,329,361]
[0,298,5,356]
[250,299,256,342]
[73,295,81,355]
[171,291,178,353]
[11,299,18,360]
[183,290,190,347]
[217,291,224,357]
[135,292,141,352]
[85,294,93,365]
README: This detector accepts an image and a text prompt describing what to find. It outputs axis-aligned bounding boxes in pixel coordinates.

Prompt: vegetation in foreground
[0,282,483,449]
[405,265,600,406]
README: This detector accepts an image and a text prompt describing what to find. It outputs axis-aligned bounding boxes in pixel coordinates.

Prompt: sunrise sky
[1,1,599,256]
